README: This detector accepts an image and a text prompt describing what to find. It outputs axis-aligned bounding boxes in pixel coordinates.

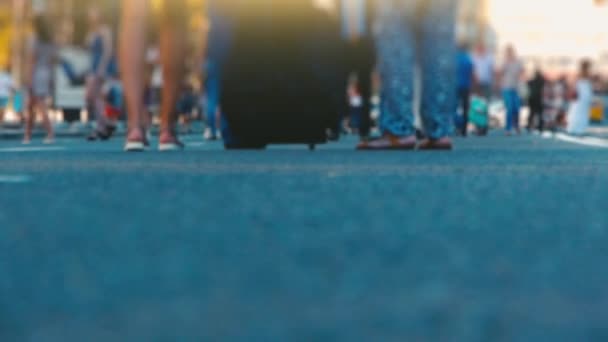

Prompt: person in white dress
[567,60,593,136]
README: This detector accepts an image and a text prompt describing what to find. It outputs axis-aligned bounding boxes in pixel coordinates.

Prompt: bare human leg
[23,96,35,144]
[158,0,188,151]
[39,98,54,143]
[120,0,148,151]
[86,75,110,140]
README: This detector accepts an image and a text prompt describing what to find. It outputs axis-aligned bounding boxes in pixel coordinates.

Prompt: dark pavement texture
[1,134,608,341]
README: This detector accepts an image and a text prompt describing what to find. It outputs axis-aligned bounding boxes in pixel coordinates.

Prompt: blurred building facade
[488,0,608,74]
[0,0,11,68]
[457,0,491,47]
[3,0,608,77]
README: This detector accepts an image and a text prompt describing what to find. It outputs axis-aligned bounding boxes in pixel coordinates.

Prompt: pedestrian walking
[472,42,494,101]
[347,74,365,133]
[456,42,474,137]
[121,0,190,151]
[339,0,376,141]
[527,67,546,132]
[567,60,593,136]
[357,0,457,150]
[0,65,14,125]
[23,15,56,145]
[204,0,232,141]
[499,45,524,135]
[86,5,118,141]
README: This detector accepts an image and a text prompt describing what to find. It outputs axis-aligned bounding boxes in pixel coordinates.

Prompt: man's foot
[159,131,185,152]
[418,137,453,151]
[43,136,55,145]
[124,129,146,152]
[357,134,417,151]
[22,137,31,145]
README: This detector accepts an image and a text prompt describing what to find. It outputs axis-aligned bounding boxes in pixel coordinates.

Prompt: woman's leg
[0,104,5,124]
[503,90,513,132]
[24,95,35,142]
[86,76,109,138]
[158,0,188,149]
[120,0,148,148]
[513,92,521,132]
[419,0,457,143]
[39,98,54,141]
[357,0,418,150]
[376,0,417,138]
[205,61,220,138]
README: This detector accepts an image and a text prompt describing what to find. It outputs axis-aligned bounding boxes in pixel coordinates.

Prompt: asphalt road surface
[1,133,608,341]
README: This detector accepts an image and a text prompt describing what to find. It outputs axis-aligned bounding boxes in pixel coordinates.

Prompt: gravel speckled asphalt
[1,134,608,341]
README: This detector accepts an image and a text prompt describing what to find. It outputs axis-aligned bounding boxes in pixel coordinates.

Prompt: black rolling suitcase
[220,0,343,149]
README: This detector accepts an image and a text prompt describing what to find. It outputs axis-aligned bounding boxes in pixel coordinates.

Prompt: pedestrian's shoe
[327,129,340,142]
[357,134,417,151]
[43,136,55,145]
[87,129,111,142]
[418,137,453,151]
[107,124,117,135]
[86,131,98,141]
[203,128,218,141]
[124,129,146,152]
[159,131,185,152]
[144,131,151,148]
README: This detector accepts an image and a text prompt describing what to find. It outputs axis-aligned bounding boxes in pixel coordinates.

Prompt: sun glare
[488,0,608,71]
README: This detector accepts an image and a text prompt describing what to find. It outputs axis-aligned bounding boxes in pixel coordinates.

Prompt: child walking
[23,15,56,144]
[0,65,14,125]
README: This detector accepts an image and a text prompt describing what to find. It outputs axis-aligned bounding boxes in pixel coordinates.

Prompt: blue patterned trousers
[376,0,457,139]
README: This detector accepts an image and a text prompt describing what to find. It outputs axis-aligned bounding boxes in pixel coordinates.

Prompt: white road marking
[0,175,31,184]
[186,142,207,147]
[555,133,608,148]
[0,146,66,153]
[541,131,554,139]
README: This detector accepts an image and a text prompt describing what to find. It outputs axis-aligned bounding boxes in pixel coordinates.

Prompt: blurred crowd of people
[457,40,605,138]
[0,0,606,150]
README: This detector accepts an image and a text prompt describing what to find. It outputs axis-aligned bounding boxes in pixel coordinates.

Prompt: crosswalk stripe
[0,175,31,183]
[555,133,608,148]
[0,146,66,153]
